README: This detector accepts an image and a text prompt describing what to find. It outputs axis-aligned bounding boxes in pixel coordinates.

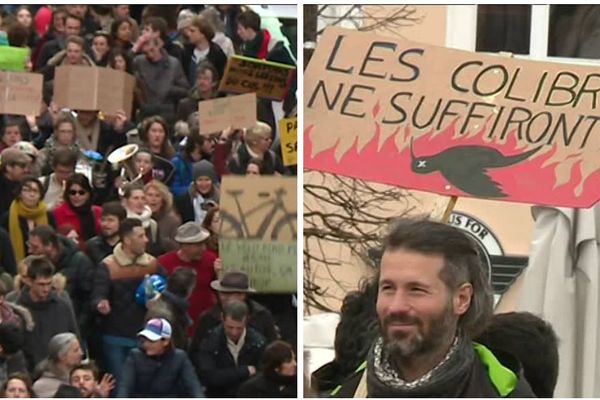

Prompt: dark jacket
[237,372,297,398]
[196,325,266,397]
[0,210,57,259]
[84,235,117,266]
[0,174,19,214]
[182,42,228,85]
[173,188,220,224]
[14,288,79,372]
[227,144,287,176]
[0,227,16,276]
[331,344,536,398]
[91,247,164,338]
[118,347,204,398]
[189,299,278,365]
[145,291,192,351]
[53,236,96,335]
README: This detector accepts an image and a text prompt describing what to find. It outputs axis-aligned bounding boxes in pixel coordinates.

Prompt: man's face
[143,38,162,61]
[66,42,83,65]
[223,316,246,343]
[66,5,87,19]
[29,275,53,302]
[124,226,148,256]
[376,248,460,359]
[4,161,29,181]
[64,17,82,37]
[180,242,206,261]
[114,5,130,19]
[77,110,97,127]
[236,23,254,42]
[100,215,120,238]
[71,369,95,398]
[27,235,53,257]
[218,291,246,307]
[54,164,75,184]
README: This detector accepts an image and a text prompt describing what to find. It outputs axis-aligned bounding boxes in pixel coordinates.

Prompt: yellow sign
[279,117,297,166]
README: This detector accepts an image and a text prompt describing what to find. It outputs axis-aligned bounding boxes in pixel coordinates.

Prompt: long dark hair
[63,173,93,206]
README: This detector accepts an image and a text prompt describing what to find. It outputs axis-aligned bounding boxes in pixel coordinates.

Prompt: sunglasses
[69,189,87,196]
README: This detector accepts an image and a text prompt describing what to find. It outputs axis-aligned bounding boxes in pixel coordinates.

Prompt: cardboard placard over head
[198,93,256,136]
[219,175,297,293]
[0,71,43,116]
[305,27,600,208]
[0,46,29,72]
[219,55,295,101]
[279,117,297,166]
[53,66,135,118]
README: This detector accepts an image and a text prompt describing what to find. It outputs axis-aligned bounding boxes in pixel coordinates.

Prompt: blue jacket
[170,154,193,197]
[117,347,204,398]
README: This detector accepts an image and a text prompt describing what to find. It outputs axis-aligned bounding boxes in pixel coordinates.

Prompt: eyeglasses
[69,190,87,196]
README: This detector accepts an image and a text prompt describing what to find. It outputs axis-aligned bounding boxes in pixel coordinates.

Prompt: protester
[120,183,162,255]
[158,222,216,330]
[36,13,82,70]
[145,267,197,350]
[201,205,220,257]
[189,271,278,365]
[32,333,84,397]
[91,218,165,389]
[85,201,126,265]
[195,300,266,397]
[110,17,134,51]
[1,177,56,264]
[89,31,111,66]
[0,148,33,212]
[144,180,181,252]
[200,7,235,57]
[176,62,222,123]
[36,112,79,176]
[237,340,297,398]
[0,119,24,153]
[330,218,535,397]
[174,159,220,224]
[117,318,204,397]
[227,121,286,175]
[14,256,79,372]
[182,15,227,85]
[2,372,36,398]
[69,361,115,398]
[0,323,29,381]
[39,148,77,211]
[53,173,102,246]
[170,132,213,196]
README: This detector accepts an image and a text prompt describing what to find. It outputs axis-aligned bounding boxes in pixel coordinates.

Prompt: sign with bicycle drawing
[219,176,297,292]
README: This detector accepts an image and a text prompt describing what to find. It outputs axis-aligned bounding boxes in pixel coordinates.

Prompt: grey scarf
[366,333,475,397]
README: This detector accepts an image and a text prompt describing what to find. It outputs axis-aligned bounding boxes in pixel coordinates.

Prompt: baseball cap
[137,318,172,341]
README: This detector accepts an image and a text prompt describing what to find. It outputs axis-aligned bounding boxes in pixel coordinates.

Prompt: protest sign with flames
[305,27,600,208]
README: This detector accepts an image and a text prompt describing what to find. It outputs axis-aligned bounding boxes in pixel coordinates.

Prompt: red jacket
[158,250,217,333]
[53,203,102,242]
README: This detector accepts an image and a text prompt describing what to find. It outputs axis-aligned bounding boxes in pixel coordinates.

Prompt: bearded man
[332,219,535,398]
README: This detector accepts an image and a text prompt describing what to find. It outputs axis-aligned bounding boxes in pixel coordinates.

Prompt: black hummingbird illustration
[409,138,542,198]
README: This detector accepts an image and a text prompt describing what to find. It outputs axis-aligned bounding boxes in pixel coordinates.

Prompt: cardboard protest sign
[0,46,28,72]
[198,93,256,135]
[219,176,296,292]
[305,27,600,208]
[219,55,295,101]
[53,66,135,118]
[279,117,297,166]
[0,71,43,116]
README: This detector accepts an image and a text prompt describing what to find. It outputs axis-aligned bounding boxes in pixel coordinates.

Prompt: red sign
[304,27,600,208]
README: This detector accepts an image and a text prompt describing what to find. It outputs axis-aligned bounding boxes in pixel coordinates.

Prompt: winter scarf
[9,200,48,263]
[366,333,475,398]
[69,200,96,241]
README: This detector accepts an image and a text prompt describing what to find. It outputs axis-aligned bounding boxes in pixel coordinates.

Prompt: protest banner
[0,71,43,116]
[53,66,135,118]
[0,46,28,72]
[198,93,256,135]
[279,117,297,166]
[305,27,600,208]
[219,55,295,101]
[219,175,296,292]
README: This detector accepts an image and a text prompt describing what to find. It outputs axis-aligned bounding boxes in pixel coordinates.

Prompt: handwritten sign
[0,71,43,116]
[198,93,256,136]
[219,175,296,292]
[219,55,295,101]
[279,117,297,166]
[220,240,296,292]
[54,66,135,118]
[0,46,28,72]
[305,27,600,208]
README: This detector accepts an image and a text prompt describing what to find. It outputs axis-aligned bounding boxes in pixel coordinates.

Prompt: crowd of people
[0,4,297,398]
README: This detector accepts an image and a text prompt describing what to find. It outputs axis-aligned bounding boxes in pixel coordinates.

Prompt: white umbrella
[516,205,600,397]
